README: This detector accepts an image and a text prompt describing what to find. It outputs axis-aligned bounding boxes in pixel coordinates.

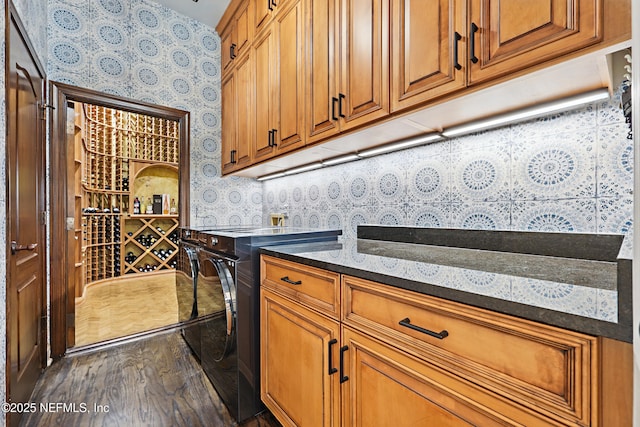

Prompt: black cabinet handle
[230,43,237,59]
[331,97,339,121]
[328,339,338,375]
[339,345,349,383]
[271,129,278,146]
[453,32,462,70]
[268,129,273,147]
[399,318,449,340]
[338,93,346,118]
[280,276,301,285]
[271,0,277,8]
[268,0,274,11]
[230,149,237,164]
[470,23,479,64]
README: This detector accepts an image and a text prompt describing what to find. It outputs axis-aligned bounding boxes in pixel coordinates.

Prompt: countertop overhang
[260,226,633,342]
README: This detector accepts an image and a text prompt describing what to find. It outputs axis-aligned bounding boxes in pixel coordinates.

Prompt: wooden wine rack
[79,104,180,286]
[122,216,179,274]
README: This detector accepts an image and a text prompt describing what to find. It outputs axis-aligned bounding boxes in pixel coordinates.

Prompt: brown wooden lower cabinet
[259,255,632,427]
[260,288,340,427]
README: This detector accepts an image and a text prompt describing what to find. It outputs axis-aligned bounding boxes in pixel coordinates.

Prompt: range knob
[209,237,219,246]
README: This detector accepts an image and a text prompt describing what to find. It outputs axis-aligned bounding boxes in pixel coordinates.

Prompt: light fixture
[322,154,360,166]
[283,162,323,175]
[358,133,443,157]
[257,171,285,181]
[441,88,610,137]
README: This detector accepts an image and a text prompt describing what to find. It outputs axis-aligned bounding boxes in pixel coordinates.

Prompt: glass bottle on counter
[133,197,140,214]
[170,198,177,215]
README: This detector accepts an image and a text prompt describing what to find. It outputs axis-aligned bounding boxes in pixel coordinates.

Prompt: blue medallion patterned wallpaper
[47,0,263,227]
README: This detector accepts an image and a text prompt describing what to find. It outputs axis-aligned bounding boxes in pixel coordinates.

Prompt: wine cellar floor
[75,271,179,347]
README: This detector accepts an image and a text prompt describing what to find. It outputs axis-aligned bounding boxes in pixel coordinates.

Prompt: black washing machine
[178,226,342,422]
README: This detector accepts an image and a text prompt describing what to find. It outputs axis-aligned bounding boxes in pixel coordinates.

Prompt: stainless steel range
[177,226,341,422]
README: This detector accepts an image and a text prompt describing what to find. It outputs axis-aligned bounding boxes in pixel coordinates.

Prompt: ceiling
[153,0,232,29]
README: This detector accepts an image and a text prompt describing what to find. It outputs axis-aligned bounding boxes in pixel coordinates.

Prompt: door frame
[49,82,191,358]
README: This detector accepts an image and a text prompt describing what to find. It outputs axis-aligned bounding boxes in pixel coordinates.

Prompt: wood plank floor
[22,331,281,427]
[75,271,179,346]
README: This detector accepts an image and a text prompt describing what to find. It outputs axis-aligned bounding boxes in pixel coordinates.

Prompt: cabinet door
[261,288,340,427]
[254,0,274,33]
[234,53,253,168]
[339,0,390,130]
[235,2,251,56]
[253,28,277,161]
[220,27,235,77]
[391,0,466,113]
[342,327,529,427]
[221,72,237,174]
[306,0,340,143]
[273,0,305,152]
[468,0,601,84]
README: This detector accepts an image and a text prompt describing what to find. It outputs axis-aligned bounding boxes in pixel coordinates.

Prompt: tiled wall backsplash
[264,94,633,239]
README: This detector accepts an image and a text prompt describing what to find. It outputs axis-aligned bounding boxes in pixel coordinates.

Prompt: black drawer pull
[339,345,349,383]
[280,276,302,285]
[328,339,338,375]
[399,318,449,340]
[338,93,346,118]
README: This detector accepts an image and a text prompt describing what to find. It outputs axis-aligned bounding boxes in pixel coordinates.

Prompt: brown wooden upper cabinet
[391,0,466,112]
[467,0,601,85]
[221,1,252,77]
[218,0,617,175]
[220,0,254,173]
[221,54,253,174]
[253,0,306,163]
[307,0,390,144]
[391,0,601,113]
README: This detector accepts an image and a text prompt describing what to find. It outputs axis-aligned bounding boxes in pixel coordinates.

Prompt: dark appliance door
[176,241,201,358]
[198,251,240,419]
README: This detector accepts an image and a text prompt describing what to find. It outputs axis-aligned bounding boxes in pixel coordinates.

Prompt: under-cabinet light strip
[256,88,611,181]
[441,88,610,137]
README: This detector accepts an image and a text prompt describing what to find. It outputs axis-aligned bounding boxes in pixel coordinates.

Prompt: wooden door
[306,0,341,143]
[273,0,305,152]
[261,289,340,427]
[7,12,46,425]
[341,328,517,427]
[468,0,601,84]
[391,0,466,112]
[235,52,253,168]
[221,72,237,173]
[253,28,277,161]
[339,0,390,130]
[254,0,276,34]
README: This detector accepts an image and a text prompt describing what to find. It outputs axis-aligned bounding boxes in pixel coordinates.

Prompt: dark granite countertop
[260,227,632,343]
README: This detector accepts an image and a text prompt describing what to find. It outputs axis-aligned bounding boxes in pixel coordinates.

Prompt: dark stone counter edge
[358,225,625,262]
[259,247,633,343]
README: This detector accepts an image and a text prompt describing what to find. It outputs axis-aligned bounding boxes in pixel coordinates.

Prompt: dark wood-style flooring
[21,331,281,427]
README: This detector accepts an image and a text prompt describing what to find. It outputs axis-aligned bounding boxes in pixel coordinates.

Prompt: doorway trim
[49,82,190,358]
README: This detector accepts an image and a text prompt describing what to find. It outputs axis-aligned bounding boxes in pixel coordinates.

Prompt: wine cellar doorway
[49,83,190,357]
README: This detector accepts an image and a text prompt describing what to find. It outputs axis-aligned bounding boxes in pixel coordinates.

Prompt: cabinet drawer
[342,276,597,426]
[261,255,340,318]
